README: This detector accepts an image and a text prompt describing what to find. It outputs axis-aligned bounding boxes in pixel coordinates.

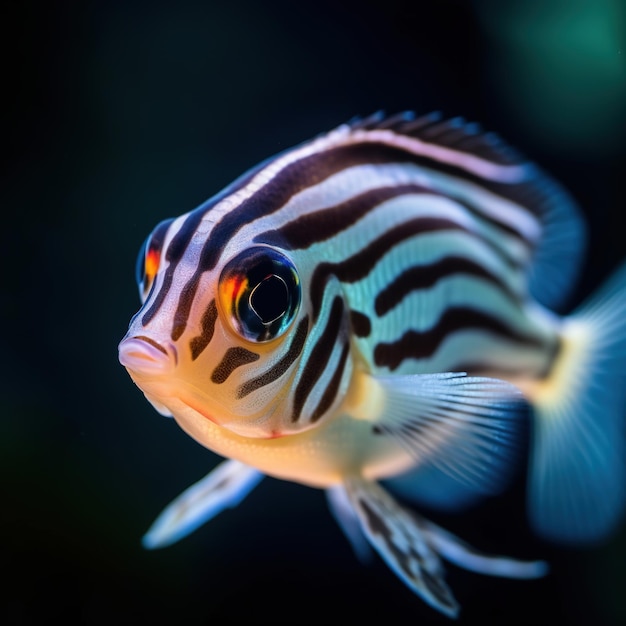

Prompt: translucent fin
[384,462,492,514]
[341,477,460,618]
[421,519,548,579]
[347,111,524,165]
[375,373,525,498]
[339,477,547,618]
[528,261,626,543]
[326,485,374,564]
[524,174,586,311]
[142,459,263,549]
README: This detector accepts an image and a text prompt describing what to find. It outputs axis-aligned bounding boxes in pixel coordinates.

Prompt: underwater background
[2,0,625,623]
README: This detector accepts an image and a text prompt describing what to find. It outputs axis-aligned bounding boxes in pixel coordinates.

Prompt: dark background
[2,0,625,624]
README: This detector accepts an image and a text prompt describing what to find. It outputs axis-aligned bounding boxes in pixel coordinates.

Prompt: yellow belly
[166,396,414,488]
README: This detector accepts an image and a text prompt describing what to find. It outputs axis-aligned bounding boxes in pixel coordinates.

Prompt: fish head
[119,212,353,440]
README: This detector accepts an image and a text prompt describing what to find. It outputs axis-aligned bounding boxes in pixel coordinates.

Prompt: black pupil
[250,275,288,324]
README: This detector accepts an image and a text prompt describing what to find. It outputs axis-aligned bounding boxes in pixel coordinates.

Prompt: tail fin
[528,262,626,544]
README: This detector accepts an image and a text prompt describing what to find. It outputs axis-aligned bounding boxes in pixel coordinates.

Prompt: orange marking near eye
[146,249,160,280]
[221,274,248,308]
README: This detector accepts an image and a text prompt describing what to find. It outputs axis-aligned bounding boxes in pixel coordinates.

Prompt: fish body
[119,112,626,617]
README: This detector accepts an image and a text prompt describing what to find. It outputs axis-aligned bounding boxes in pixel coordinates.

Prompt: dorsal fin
[339,110,586,310]
[347,110,525,166]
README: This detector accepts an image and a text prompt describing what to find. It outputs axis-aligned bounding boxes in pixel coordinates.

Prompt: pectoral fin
[374,372,526,498]
[142,459,264,549]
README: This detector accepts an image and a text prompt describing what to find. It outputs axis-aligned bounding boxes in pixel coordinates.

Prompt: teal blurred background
[2,0,625,623]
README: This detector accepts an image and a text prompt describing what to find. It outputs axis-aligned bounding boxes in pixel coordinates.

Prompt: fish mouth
[118,338,281,439]
[118,335,177,376]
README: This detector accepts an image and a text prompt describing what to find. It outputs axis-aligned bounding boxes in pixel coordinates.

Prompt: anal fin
[341,477,459,618]
[337,477,547,619]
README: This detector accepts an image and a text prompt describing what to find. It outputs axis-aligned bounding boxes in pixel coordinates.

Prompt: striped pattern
[131,112,573,433]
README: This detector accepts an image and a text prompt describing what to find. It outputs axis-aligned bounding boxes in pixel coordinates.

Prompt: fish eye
[135,236,149,301]
[135,234,160,303]
[219,246,301,343]
[135,218,174,303]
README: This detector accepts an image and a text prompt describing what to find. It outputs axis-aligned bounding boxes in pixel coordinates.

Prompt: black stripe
[147,218,175,257]
[373,307,546,371]
[453,335,561,379]
[168,139,540,338]
[350,310,371,337]
[130,219,174,328]
[211,347,260,384]
[169,143,428,338]
[142,210,206,329]
[310,341,350,423]
[189,300,218,361]
[257,182,529,252]
[292,296,345,422]
[351,139,540,216]
[236,316,309,398]
[375,256,520,317]
[204,144,452,270]
[357,495,456,612]
[309,217,469,322]
[254,184,432,250]
[141,166,263,329]
[450,360,542,380]
[132,335,168,355]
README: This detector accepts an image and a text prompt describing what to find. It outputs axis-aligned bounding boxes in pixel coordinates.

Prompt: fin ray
[341,477,460,618]
[375,372,525,498]
[422,519,548,579]
[528,261,626,543]
[339,477,548,618]
[142,459,263,549]
[326,485,374,564]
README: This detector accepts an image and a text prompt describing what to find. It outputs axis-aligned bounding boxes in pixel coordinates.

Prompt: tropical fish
[118,111,626,618]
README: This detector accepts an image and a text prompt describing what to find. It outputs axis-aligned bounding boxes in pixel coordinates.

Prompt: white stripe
[343,229,523,316]
[299,338,348,424]
[200,127,354,223]
[203,132,541,253]
[356,274,542,344]
[140,213,189,313]
[225,162,537,271]
[346,127,530,184]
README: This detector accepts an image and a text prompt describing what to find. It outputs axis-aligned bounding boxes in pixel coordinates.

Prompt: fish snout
[118,335,177,376]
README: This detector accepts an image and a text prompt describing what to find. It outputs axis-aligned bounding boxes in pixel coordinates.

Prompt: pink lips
[118,335,176,375]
